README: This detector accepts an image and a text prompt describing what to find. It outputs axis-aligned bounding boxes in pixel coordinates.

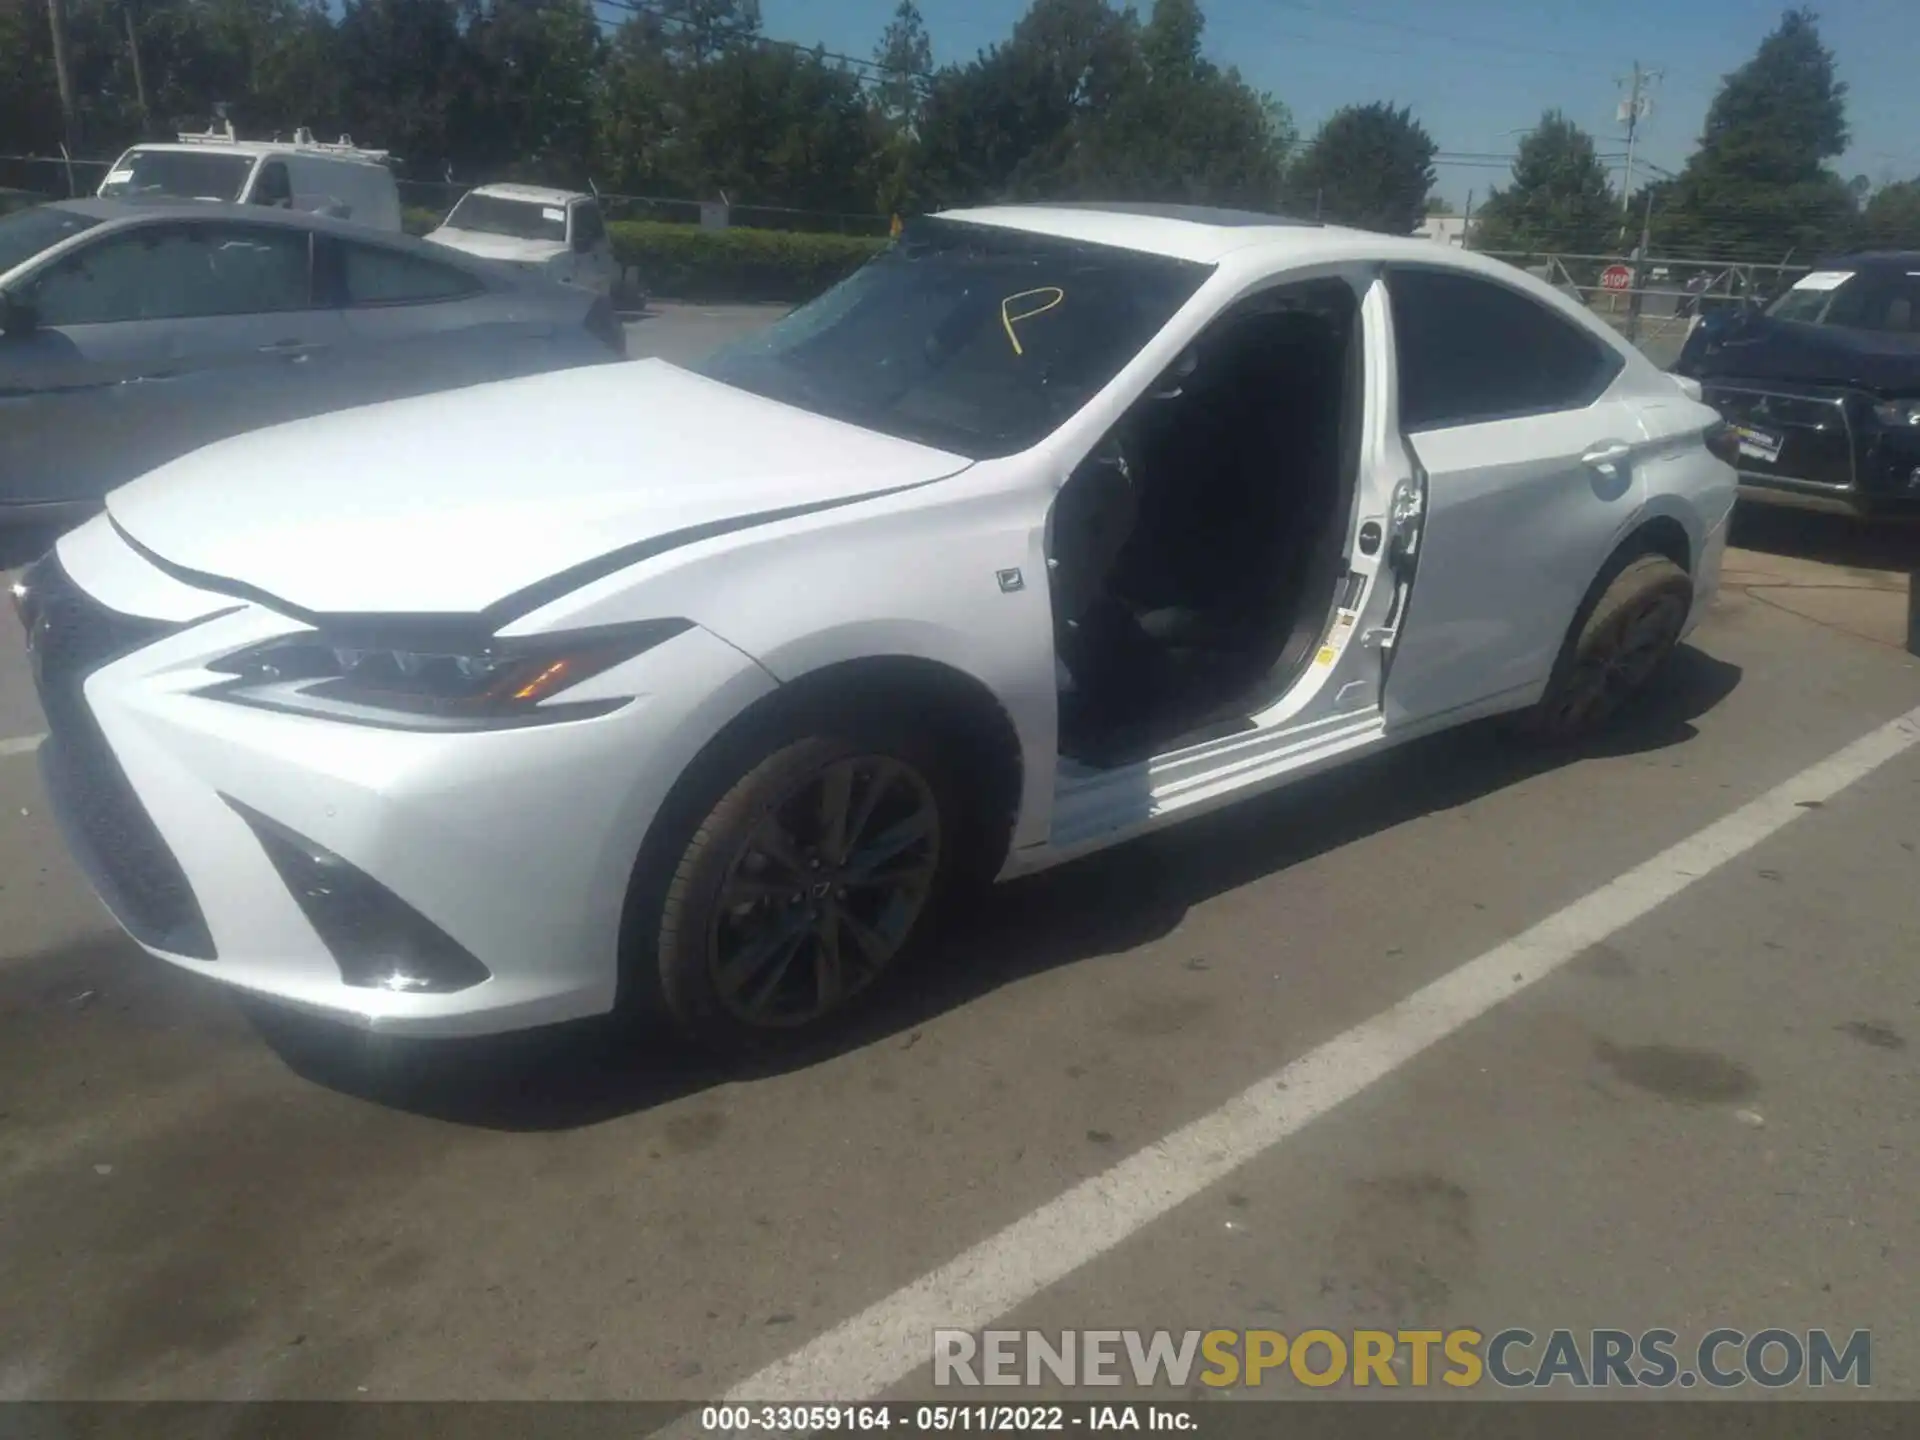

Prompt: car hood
[105,359,974,617]
[426,227,566,266]
[1682,310,1920,393]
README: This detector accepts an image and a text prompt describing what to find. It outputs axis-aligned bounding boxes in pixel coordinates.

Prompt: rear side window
[1388,267,1624,431]
[335,241,481,305]
[30,223,311,324]
[570,202,605,248]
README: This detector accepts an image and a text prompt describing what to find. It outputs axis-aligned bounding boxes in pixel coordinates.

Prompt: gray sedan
[1,198,627,527]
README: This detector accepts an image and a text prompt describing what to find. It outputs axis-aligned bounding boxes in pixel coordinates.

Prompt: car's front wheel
[1511,552,1694,744]
[640,729,957,1053]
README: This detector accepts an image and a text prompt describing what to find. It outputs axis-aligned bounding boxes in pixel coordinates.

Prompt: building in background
[1416,214,1475,247]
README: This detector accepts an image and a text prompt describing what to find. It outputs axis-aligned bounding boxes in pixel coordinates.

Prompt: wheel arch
[616,652,1028,1003]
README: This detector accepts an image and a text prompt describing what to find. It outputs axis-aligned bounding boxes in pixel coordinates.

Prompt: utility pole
[125,1,151,134]
[1616,61,1663,218]
[46,0,79,158]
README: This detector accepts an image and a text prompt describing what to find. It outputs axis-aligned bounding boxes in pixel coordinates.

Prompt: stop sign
[1600,264,1635,292]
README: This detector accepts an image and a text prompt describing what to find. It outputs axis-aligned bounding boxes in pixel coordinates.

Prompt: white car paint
[21,204,1735,1037]
[425,184,620,299]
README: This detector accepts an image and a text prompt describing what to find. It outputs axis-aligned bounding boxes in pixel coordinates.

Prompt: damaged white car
[16,202,1738,1053]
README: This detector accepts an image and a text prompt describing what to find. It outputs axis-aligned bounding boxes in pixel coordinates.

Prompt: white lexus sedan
[13,203,1738,1052]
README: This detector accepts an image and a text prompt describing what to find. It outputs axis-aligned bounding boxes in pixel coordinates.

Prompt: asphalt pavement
[1,310,1917,1408]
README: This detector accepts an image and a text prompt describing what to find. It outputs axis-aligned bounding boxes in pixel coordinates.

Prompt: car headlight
[1871,399,1920,428]
[199,620,691,730]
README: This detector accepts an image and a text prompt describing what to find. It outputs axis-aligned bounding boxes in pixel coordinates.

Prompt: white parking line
[710,704,1920,1410]
[0,733,45,761]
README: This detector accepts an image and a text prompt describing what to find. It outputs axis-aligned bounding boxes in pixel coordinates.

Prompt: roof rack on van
[176,119,238,145]
[289,128,394,165]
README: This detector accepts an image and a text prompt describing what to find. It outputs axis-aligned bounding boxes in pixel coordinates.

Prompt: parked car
[1675,252,1920,518]
[14,203,1735,1054]
[96,123,402,232]
[425,183,622,300]
[0,197,627,529]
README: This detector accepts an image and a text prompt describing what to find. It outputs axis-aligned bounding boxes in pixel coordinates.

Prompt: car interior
[1048,278,1363,768]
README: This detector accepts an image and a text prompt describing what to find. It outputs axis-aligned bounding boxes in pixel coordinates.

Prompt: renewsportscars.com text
[933,1327,1872,1390]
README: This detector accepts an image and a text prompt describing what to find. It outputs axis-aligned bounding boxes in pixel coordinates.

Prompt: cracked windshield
[1,0,1915,1435]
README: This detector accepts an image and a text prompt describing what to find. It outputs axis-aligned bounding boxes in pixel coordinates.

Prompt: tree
[1288,101,1435,233]
[1049,0,1292,208]
[1653,7,1854,261]
[1857,180,1920,251]
[1471,109,1617,256]
[466,0,603,184]
[872,0,930,133]
[910,0,1136,207]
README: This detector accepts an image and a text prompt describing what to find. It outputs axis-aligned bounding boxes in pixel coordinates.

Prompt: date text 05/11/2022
[698,1404,1193,1433]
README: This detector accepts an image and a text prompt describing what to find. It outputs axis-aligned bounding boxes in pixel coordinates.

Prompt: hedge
[402,206,447,237]
[608,221,886,303]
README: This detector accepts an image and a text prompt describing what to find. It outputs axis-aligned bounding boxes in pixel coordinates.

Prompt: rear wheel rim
[1551,588,1689,733]
[709,755,941,1029]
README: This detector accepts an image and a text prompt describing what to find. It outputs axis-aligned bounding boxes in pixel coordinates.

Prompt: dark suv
[1675,252,1920,519]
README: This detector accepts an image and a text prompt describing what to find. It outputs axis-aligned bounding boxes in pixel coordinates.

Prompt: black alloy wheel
[1516,552,1693,744]
[707,753,942,1029]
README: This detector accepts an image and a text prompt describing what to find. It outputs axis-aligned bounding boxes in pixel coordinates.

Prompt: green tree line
[4,0,1917,255]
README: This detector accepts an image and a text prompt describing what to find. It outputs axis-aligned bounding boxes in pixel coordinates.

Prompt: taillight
[584,296,625,357]
[1704,420,1742,467]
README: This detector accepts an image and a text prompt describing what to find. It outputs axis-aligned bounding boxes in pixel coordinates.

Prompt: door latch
[1357,521,1383,556]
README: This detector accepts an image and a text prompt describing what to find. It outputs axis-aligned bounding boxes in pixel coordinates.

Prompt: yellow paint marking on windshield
[1001,287,1065,356]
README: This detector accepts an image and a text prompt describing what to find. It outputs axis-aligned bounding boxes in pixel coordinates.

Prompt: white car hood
[426,227,566,265]
[106,360,974,616]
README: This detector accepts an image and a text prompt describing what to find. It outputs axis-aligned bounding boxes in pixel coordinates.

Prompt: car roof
[24,197,525,278]
[121,140,388,169]
[44,195,405,238]
[1823,250,1920,270]
[935,201,1500,270]
[467,183,588,205]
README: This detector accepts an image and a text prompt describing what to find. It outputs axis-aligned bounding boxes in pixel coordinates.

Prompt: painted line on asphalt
[0,733,45,761]
[708,703,1920,1412]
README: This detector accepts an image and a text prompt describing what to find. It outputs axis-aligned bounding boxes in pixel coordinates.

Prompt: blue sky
[760,0,1920,208]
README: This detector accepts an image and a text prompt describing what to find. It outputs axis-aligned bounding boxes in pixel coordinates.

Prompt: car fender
[501,464,1062,850]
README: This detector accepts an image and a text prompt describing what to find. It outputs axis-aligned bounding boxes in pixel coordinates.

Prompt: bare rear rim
[1542,584,1691,734]
[706,754,942,1028]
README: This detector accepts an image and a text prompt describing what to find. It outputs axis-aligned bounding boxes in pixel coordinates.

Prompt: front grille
[21,553,216,959]
[1705,384,1858,491]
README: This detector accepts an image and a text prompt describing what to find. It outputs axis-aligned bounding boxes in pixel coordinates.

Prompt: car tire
[632,720,967,1055]
[1508,552,1693,745]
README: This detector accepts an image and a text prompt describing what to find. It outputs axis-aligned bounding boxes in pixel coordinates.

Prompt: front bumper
[1702,380,1920,519]
[21,524,778,1036]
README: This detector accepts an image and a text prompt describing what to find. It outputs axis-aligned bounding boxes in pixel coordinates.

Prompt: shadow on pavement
[257,643,1743,1131]
[1730,504,1920,575]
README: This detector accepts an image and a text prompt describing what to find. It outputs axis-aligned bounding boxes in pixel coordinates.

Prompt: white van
[97,124,402,233]
[425,184,621,298]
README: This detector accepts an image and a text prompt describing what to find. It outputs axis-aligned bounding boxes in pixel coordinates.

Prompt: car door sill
[1013,709,1389,876]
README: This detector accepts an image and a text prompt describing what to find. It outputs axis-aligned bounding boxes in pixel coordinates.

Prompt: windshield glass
[443,193,568,243]
[0,205,103,278]
[1768,269,1920,336]
[97,149,252,203]
[688,218,1213,459]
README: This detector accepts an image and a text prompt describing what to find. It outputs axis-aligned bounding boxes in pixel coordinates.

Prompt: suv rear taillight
[584,296,625,357]
[1704,420,1741,467]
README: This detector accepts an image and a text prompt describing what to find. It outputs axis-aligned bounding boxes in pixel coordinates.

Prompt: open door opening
[1047,278,1364,767]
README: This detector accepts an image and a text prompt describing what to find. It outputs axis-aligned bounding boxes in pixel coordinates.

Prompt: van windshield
[98,150,252,203]
[442,194,567,243]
